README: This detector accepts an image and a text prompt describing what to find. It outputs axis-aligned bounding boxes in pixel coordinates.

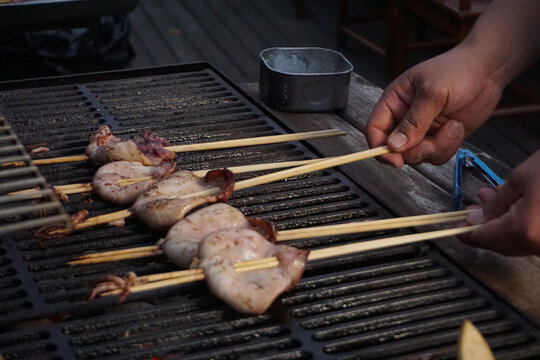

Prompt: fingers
[459,198,533,256]
[459,216,521,255]
[387,84,447,153]
[366,85,411,168]
[366,111,404,167]
[424,120,464,165]
[400,119,465,165]
[463,185,516,227]
[474,187,497,208]
[459,152,540,256]
[481,181,522,219]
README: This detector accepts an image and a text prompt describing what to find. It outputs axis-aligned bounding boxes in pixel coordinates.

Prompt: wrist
[455,0,540,88]
[455,39,510,91]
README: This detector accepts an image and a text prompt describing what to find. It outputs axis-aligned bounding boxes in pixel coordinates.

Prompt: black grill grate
[0,63,538,360]
[0,113,70,235]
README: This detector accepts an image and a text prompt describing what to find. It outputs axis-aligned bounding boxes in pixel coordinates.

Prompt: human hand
[366,47,505,167]
[459,150,540,256]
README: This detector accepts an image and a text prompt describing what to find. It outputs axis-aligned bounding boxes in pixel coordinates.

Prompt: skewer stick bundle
[99,225,480,296]
[68,209,471,265]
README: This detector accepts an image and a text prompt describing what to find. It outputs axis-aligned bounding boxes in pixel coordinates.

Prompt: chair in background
[388,0,491,77]
[337,0,540,117]
[337,0,490,78]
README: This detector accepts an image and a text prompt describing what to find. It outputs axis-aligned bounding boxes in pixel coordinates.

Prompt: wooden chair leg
[336,0,348,47]
[414,16,427,40]
[295,0,305,20]
[386,0,407,78]
[455,22,470,43]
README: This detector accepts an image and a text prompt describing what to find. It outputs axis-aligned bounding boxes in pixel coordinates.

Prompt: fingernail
[388,133,408,150]
[467,208,486,225]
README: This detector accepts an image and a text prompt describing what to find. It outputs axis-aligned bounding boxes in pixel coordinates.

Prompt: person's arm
[366,0,540,167]
[365,0,540,256]
[464,0,540,88]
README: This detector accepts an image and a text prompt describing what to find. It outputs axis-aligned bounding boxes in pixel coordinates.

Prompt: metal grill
[0,113,69,235]
[0,63,538,360]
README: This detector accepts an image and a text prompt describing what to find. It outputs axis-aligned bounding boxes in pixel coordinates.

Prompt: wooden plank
[181,0,258,81]
[296,0,336,34]
[243,80,540,325]
[473,122,530,168]
[204,0,272,61]
[141,0,202,63]
[128,23,156,68]
[129,2,179,65]
[248,0,334,48]
[157,0,246,82]
[226,0,296,47]
[488,117,540,157]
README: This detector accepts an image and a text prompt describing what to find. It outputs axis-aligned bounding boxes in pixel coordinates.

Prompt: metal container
[259,47,353,112]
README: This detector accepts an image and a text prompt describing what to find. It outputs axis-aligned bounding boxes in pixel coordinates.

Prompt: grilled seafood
[130,169,235,231]
[85,125,175,165]
[34,210,89,245]
[86,272,147,303]
[157,203,276,268]
[92,161,177,206]
[199,228,309,315]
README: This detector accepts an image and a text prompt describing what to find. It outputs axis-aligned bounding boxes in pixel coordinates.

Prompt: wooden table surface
[243,72,540,326]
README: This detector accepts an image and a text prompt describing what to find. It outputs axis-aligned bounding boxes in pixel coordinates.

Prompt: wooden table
[243,72,540,325]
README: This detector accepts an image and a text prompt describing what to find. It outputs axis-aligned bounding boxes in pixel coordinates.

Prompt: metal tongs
[452,148,505,210]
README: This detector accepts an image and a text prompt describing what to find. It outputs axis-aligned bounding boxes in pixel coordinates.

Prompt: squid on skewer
[157,203,275,268]
[85,125,175,166]
[92,161,177,206]
[89,205,308,315]
[130,169,235,231]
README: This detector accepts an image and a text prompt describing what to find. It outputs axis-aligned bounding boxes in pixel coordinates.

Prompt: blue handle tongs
[452,148,505,211]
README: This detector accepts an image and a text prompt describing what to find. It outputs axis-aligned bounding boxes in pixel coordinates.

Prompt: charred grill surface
[0,64,538,360]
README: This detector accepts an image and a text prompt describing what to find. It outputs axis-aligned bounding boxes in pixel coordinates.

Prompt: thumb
[481,182,522,220]
[465,184,519,225]
[387,88,446,152]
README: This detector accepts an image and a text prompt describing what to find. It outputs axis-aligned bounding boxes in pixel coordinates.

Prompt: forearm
[458,0,540,87]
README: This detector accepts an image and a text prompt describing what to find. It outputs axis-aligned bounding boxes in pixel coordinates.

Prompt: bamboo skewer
[49,209,134,237]
[164,129,345,152]
[51,146,390,236]
[68,209,471,265]
[10,158,331,196]
[277,209,471,240]
[99,225,481,296]
[4,129,345,167]
[77,209,133,229]
[180,146,391,199]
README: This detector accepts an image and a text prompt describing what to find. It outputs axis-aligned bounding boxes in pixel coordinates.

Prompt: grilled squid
[157,203,276,268]
[92,161,177,206]
[199,227,309,315]
[130,169,235,231]
[85,125,175,166]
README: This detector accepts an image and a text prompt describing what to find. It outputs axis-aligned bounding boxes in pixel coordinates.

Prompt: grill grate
[0,63,538,360]
[0,113,70,235]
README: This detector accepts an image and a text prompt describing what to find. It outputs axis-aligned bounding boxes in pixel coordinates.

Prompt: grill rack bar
[0,114,70,235]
